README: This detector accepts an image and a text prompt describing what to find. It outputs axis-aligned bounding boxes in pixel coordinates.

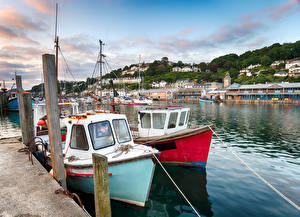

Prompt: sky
[0,0,300,89]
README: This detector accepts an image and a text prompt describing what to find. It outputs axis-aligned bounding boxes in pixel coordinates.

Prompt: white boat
[36,111,159,206]
[133,96,153,105]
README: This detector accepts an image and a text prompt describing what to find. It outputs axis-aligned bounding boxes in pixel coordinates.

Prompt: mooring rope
[207,125,300,212]
[151,153,201,217]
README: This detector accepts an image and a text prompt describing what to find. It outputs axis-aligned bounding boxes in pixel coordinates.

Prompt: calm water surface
[1,103,299,217]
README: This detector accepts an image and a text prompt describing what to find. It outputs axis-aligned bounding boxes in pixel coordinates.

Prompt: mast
[138,55,141,92]
[98,40,105,100]
[54,3,61,102]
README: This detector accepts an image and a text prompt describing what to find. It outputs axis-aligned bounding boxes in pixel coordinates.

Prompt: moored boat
[8,91,35,111]
[37,111,159,206]
[132,107,214,168]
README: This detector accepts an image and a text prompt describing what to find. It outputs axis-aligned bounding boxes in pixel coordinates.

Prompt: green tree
[260,55,272,66]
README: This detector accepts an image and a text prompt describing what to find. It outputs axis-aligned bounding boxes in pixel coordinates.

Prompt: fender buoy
[37,119,46,126]
[49,168,67,179]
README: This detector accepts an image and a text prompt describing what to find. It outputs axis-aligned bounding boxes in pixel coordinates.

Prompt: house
[172,67,182,72]
[192,66,200,72]
[247,64,261,69]
[239,68,249,74]
[286,58,300,77]
[151,82,160,88]
[271,60,284,68]
[121,69,135,76]
[246,71,253,77]
[274,71,288,77]
[181,66,192,72]
[140,66,149,72]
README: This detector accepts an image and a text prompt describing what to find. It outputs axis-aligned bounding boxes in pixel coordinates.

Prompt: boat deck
[0,137,87,217]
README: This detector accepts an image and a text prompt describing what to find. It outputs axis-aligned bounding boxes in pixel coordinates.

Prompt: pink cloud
[270,0,300,19]
[179,26,196,35]
[0,6,44,31]
[25,0,54,15]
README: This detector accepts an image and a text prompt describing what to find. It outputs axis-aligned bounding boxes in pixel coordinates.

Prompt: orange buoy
[49,168,67,179]
[37,119,46,126]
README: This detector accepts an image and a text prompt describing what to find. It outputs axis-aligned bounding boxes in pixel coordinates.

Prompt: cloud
[25,0,54,15]
[179,26,196,35]
[0,6,45,31]
[0,25,39,44]
[269,0,300,19]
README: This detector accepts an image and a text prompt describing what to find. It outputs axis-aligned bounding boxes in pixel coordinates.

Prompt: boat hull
[8,98,35,111]
[134,126,214,168]
[153,130,213,167]
[66,158,156,207]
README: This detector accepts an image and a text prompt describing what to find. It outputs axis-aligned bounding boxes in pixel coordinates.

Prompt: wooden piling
[16,75,25,142]
[42,54,67,190]
[22,93,35,152]
[92,153,111,217]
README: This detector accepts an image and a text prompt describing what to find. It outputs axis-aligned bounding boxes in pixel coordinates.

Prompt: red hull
[152,131,213,167]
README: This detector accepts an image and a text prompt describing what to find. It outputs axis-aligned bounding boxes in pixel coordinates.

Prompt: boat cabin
[63,112,134,158]
[138,107,190,137]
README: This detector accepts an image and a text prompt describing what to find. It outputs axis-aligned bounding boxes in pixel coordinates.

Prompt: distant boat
[36,111,159,206]
[7,91,34,112]
[199,98,214,103]
[132,107,214,168]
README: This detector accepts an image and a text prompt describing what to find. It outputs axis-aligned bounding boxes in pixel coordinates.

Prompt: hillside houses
[171,66,200,72]
[286,58,300,77]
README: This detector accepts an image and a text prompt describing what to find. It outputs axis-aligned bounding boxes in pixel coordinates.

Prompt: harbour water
[0,103,299,217]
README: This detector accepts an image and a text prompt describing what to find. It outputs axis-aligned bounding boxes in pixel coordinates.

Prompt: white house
[151,82,160,88]
[172,67,182,72]
[271,60,284,68]
[182,66,192,72]
[274,71,288,77]
[240,68,249,74]
[246,71,253,76]
[159,80,167,88]
[247,64,261,69]
[192,66,200,72]
[286,58,300,77]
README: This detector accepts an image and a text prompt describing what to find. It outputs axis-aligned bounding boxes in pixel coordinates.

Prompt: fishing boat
[7,91,35,111]
[133,95,153,105]
[132,107,214,168]
[36,111,159,207]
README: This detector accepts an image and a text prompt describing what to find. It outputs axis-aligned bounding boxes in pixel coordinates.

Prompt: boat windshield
[168,112,178,129]
[153,113,166,129]
[88,121,115,150]
[179,111,187,126]
[140,112,151,128]
[112,119,131,143]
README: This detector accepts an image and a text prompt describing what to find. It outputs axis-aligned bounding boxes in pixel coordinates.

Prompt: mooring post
[22,93,35,153]
[42,54,67,190]
[16,75,26,143]
[92,153,111,217]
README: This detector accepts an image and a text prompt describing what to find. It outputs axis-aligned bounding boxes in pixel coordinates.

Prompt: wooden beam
[92,153,111,217]
[16,75,26,143]
[42,54,67,190]
[22,93,34,152]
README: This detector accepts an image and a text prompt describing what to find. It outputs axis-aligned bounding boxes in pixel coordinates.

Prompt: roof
[286,57,300,63]
[227,82,300,89]
[140,107,189,112]
[275,71,287,74]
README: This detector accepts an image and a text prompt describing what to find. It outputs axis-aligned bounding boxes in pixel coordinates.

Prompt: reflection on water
[0,112,21,139]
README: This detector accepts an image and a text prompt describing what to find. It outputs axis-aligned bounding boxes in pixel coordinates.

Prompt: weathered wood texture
[16,75,25,142]
[42,54,67,190]
[92,153,111,217]
[22,93,34,152]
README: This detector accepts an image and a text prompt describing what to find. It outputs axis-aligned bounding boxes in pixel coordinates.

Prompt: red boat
[132,107,215,168]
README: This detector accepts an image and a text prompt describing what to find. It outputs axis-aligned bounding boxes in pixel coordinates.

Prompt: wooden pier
[0,137,87,217]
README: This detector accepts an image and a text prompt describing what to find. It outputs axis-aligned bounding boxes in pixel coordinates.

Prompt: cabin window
[179,111,187,126]
[88,121,115,150]
[153,113,166,129]
[70,125,89,150]
[185,111,190,125]
[140,113,151,128]
[112,119,131,143]
[168,112,178,129]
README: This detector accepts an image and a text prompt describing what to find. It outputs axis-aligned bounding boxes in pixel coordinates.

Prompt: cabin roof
[65,112,127,124]
[139,107,189,112]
